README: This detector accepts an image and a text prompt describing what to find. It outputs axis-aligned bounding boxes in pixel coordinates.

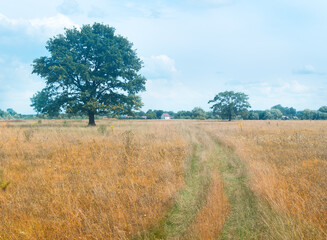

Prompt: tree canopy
[208,91,251,121]
[31,23,146,125]
[271,104,296,116]
[319,106,327,113]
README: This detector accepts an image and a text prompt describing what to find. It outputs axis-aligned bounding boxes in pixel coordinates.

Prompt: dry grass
[201,120,327,239]
[0,120,186,239]
[189,169,229,240]
[0,119,326,239]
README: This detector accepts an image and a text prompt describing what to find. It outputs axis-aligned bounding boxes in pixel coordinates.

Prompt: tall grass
[0,120,186,239]
[202,120,327,239]
[0,119,325,239]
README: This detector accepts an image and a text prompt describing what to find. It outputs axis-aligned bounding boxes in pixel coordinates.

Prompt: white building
[161,113,171,119]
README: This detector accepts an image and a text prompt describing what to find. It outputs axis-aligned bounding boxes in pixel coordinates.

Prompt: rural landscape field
[0,119,326,239]
[1,1,327,239]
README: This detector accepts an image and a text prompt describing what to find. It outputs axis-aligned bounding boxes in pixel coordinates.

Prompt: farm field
[0,119,326,239]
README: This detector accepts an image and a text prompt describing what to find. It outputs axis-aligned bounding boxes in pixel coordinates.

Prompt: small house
[161,113,171,120]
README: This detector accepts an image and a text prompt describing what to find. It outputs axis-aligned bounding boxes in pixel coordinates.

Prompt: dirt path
[141,123,297,240]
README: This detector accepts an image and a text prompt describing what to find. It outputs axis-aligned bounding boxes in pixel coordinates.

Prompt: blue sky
[0,0,326,114]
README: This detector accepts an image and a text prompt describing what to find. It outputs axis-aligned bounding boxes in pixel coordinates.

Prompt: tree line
[132,104,327,120]
[2,104,327,121]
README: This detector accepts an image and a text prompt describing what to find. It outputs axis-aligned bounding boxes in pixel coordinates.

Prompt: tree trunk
[88,112,96,126]
[228,112,232,121]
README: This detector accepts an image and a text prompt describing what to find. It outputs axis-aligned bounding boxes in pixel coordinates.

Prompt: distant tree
[134,111,146,118]
[192,107,207,119]
[208,91,251,121]
[270,109,283,119]
[154,110,164,119]
[248,112,259,120]
[0,109,9,118]
[167,111,175,118]
[175,110,192,119]
[300,109,315,120]
[206,111,215,119]
[271,104,297,117]
[271,104,286,115]
[317,111,327,120]
[289,107,296,116]
[6,108,17,116]
[319,106,327,113]
[31,23,146,126]
[31,89,61,117]
[146,110,156,119]
[262,110,273,120]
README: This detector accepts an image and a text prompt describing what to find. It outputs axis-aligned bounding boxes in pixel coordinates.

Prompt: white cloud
[0,13,78,39]
[142,55,177,79]
[293,64,317,75]
[224,78,314,110]
[278,80,308,93]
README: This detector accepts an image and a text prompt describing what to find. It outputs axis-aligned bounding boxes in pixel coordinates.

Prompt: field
[0,119,326,239]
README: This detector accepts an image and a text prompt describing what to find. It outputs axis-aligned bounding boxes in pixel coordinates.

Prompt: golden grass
[189,169,229,240]
[0,120,186,239]
[201,120,327,239]
[0,119,326,239]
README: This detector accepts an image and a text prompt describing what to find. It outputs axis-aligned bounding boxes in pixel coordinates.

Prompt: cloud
[293,64,322,75]
[142,55,177,79]
[57,0,81,15]
[279,80,309,93]
[223,78,315,109]
[0,13,78,39]
[227,79,310,95]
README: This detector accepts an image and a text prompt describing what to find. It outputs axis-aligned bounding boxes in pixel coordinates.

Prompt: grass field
[0,119,326,239]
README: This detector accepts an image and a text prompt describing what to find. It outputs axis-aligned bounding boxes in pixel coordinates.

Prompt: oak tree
[31,23,146,125]
[208,91,251,121]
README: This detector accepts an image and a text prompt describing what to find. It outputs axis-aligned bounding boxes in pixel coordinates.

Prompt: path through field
[143,122,325,240]
[141,123,270,239]
[1,120,325,239]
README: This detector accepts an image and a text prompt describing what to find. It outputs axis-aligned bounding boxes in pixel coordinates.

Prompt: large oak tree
[31,23,146,125]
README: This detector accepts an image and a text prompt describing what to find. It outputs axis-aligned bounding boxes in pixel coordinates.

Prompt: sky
[0,0,326,114]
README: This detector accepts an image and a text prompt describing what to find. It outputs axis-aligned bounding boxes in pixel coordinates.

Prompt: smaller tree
[146,110,156,119]
[262,110,273,120]
[31,89,61,117]
[6,108,17,116]
[191,107,207,119]
[319,106,327,113]
[248,112,259,120]
[271,104,286,115]
[208,91,251,121]
[270,109,283,119]
[175,110,192,119]
[0,109,9,119]
[289,107,296,116]
[154,110,164,119]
